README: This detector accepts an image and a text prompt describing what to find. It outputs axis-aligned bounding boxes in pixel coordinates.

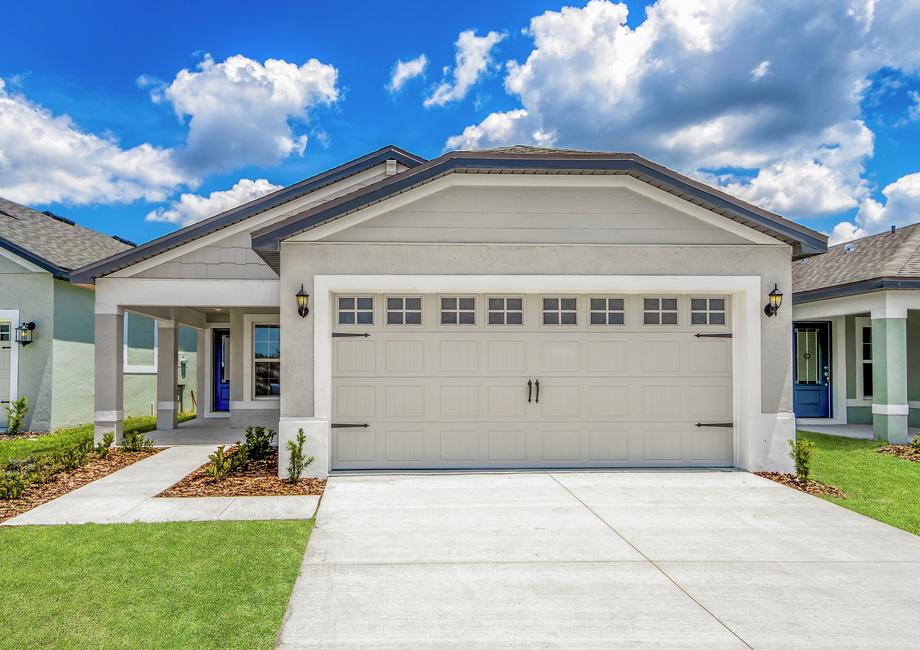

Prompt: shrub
[207,445,232,481]
[122,430,154,452]
[909,435,920,453]
[789,438,815,481]
[286,429,313,484]
[95,432,115,459]
[0,469,25,500]
[54,439,91,471]
[5,396,29,435]
[230,444,249,472]
[244,426,276,460]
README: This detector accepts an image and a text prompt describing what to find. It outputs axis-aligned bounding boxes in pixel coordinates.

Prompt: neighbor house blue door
[793,322,831,418]
[213,329,230,412]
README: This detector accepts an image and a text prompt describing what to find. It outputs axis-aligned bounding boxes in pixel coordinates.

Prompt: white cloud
[446,0,920,217]
[425,30,505,107]
[908,90,920,122]
[0,78,188,206]
[830,171,920,243]
[145,177,281,226]
[149,53,339,173]
[387,54,428,93]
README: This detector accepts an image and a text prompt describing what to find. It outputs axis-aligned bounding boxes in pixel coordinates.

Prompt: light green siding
[123,314,198,418]
[50,280,96,429]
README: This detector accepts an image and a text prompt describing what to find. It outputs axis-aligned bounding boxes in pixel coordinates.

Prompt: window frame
[336,295,375,327]
[856,316,873,401]
[689,296,728,327]
[438,295,477,327]
[541,296,578,327]
[588,296,627,327]
[123,311,158,374]
[384,295,423,327]
[486,295,525,326]
[641,296,680,327]
[252,322,281,400]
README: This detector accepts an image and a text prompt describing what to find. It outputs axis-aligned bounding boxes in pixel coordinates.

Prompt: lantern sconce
[15,321,36,346]
[296,284,310,318]
[764,284,783,317]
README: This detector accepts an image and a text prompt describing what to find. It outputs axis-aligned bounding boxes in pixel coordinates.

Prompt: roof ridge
[883,223,920,277]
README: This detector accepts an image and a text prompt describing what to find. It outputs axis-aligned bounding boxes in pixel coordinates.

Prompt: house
[792,224,920,443]
[0,197,197,432]
[70,145,827,477]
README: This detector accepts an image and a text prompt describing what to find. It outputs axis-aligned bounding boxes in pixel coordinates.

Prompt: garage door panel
[589,429,630,461]
[385,430,425,462]
[688,384,732,418]
[334,429,376,463]
[333,338,376,374]
[640,339,683,373]
[487,384,529,417]
[439,340,479,373]
[384,340,425,373]
[690,428,733,462]
[586,340,628,373]
[487,340,527,373]
[689,339,732,374]
[334,384,377,418]
[540,430,582,461]
[588,385,630,417]
[384,385,425,418]
[642,427,684,461]
[536,383,580,418]
[641,384,683,418]
[439,430,479,462]
[488,430,528,461]
[438,384,479,418]
[539,340,580,373]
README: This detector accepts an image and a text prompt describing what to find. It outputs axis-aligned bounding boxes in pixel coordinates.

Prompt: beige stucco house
[71,145,827,477]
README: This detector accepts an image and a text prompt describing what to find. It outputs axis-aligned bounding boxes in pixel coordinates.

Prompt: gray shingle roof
[0,196,132,277]
[793,223,920,297]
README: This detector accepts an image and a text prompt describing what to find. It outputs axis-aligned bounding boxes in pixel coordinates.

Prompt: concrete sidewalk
[3,445,318,526]
[279,471,920,648]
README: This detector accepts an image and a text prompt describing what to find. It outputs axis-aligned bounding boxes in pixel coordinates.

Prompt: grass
[797,430,920,535]
[0,413,196,465]
[0,520,312,649]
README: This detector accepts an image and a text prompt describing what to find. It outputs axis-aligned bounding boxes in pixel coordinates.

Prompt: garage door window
[253,324,280,397]
[488,297,524,325]
[338,296,374,325]
[643,297,678,325]
[440,296,476,325]
[386,296,422,325]
[590,297,625,325]
[543,297,577,325]
[690,298,726,325]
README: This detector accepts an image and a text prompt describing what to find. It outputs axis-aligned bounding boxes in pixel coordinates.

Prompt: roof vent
[111,235,137,247]
[42,210,76,226]
[843,243,856,254]
[385,159,399,176]
[891,225,897,233]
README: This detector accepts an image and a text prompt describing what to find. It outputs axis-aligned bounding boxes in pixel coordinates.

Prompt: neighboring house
[71,145,827,477]
[792,224,920,443]
[0,197,197,432]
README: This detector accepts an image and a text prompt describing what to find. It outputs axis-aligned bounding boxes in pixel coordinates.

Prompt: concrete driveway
[278,471,920,648]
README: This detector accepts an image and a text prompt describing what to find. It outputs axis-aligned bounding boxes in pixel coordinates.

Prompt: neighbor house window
[590,297,625,325]
[441,296,476,325]
[543,297,577,325]
[338,296,373,325]
[487,297,524,325]
[690,298,726,325]
[253,324,280,397]
[643,297,678,325]
[858,321,873,399]
[386,296,422,325]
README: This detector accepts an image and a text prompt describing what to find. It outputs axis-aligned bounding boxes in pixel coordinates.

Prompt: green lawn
[798,430,920,535]
[0,413,196,465]
[0,520,312,649]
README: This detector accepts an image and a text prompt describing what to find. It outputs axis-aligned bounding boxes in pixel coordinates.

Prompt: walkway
[3,445,318,526]
[279,471,920,648]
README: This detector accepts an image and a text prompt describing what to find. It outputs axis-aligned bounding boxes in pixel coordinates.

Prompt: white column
[94,304,124,444]
[156,319,178,430]
[195,328,206,419]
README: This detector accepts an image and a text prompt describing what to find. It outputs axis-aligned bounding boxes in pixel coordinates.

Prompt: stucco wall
[50,280,95,429]
[277,241,793,421]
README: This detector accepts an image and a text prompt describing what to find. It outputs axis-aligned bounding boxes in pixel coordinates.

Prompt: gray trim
[250,151,827,263]
[69,145,426,284]
[0,237,69,279]
[793,277,920,304]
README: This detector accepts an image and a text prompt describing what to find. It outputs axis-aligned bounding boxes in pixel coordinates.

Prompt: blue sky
[1,0,919,246]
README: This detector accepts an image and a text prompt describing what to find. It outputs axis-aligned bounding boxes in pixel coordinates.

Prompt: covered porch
[148,417,247,446]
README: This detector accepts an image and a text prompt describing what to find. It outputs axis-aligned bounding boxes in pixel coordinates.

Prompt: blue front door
[793,322,831,418]
[213,329,230,412]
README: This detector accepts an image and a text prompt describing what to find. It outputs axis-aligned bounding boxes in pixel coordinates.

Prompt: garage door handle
[695,422,733,428]
[332,332,370,338]
[527,379,532,403]
[534,380,540,404]
[331,423,370,428]
[694,333,732,338]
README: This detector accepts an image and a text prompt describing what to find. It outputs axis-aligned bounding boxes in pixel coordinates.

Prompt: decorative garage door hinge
[694,333,732,338]
[695,422,733,428]
[332,332,370,338]
[331,423,370,429]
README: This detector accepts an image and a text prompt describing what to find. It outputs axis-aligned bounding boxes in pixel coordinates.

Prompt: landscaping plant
[230,443,249,471]
[121,430,154,452]
[789,438,815,481]
[286,429,313,483]
[910,435,920,454]
[243,426,276,460]
[94,432,115,459]
[207,445,232,481]
[4,396,29,435]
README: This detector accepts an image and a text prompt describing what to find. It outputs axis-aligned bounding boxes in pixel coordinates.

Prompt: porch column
[94,305,124,444]
[871,309,909,443]
[195,328,206,420]
[156,319,178,430]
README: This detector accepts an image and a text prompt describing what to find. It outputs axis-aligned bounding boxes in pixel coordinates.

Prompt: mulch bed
[877,444,920,463]
[0,448,162,523]
[0,431,51,441]
[157,449,325,498]
[755,472,847,499]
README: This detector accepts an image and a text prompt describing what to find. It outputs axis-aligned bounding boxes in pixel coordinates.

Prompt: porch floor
[797,423,919,442]
[148,417,246,446]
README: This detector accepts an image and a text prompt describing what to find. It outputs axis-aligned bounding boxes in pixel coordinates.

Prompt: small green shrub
[230,444,249,472]
[0,469,25,500]
[121,430,154,452]
[5,396,29,435]
[789,438,815,481]
[244,426,276,460]
[95,432,116,459]
[286,429,313,484]
[54,439,91,471]
[23,455,57,484]
[207,445,232,481]
[909,435,920,453]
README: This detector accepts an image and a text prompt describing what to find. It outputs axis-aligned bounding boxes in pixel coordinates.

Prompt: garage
[331,293,733,470]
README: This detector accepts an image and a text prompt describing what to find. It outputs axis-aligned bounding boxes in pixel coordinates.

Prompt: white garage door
[0,321,11,409]
[331,294,733,470]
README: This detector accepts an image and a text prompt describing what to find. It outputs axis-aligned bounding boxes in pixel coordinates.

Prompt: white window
[857,318,873,399]
[0,323,9,342]
[338,296,374,325]
[543,297,577,325]
[589,297,625,326]
[690,297,726,325]
[440,296,476,325]
[487,297,524,325]
[253,324,280,397]
[386,296,422,325]
[123,312,157,374]
[643,297,678,325]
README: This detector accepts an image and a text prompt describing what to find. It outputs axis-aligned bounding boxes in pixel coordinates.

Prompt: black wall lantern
[764,284,783,317]
[15,321,35,346]
[296,284,310,318]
